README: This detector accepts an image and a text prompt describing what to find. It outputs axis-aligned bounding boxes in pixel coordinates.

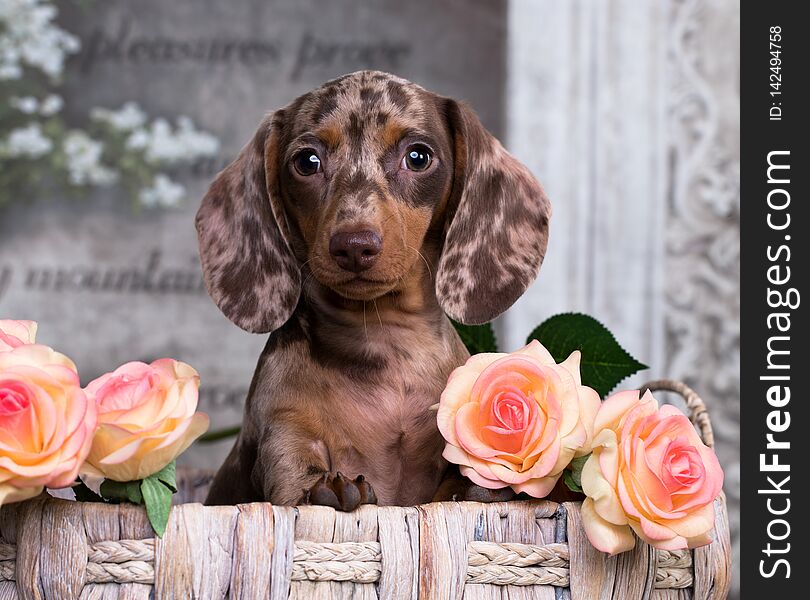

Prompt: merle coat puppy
[198,71,551,510]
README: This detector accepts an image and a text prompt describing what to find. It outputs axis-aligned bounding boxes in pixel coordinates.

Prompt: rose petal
[0,482,43,506]
[515,340,555,365]
[459,465,509,490]
[559,350,583,386]
[581,450,628,525]
[581,498,636,555]
[631,518,688,550]
[0,320,37,350]
[685,530,714,549]
[663,502,716,538]
[511,474,559,498]
[575,385,601,456]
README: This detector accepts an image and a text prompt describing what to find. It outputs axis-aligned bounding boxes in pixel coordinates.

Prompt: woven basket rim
[641,378,715,447]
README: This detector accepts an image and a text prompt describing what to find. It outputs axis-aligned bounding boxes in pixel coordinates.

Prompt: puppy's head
[197,71,551,333]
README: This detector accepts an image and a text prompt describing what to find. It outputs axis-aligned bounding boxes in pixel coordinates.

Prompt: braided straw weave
[656,565,694,589]
[84,560,154,584]
[0,537,692,588]
[468,541,569,568]
[88,538,155,563]
[0,559,13,583]
[467,541,571,586]
[466,564,570,587]
[0,380,729,599]
[0,539,154,585]
[291,541,382,583]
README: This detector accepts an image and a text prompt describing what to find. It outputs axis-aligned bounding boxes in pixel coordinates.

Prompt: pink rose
[581,390,724,554]
[82,359,209,482]
[0,344,97,505]
[0,320,38,351]
[437,340,600,497]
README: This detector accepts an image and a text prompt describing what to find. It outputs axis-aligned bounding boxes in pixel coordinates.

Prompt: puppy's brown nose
[329,231,382,273]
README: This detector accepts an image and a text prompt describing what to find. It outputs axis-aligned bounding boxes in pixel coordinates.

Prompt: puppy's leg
[257,427,377,510]
[433,466,586,503]
[205,436,262,505]
[433,465,516,502]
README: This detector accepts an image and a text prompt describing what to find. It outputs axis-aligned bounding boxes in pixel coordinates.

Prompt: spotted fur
[437,100,551,324]
[196,113,300,333]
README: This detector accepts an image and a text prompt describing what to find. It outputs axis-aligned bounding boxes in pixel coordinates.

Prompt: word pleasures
[79,22,412,81]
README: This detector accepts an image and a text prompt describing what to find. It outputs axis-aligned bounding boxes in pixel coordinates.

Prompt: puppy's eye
[293,150,322,176]
[401,144,433,171]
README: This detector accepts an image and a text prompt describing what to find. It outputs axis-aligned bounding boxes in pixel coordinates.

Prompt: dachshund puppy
[198,71,551,510]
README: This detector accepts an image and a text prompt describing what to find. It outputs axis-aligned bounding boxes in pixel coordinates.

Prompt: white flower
[125,128,150,150]
[0,0,80,81]
[143,118,179,162]
[40,94,62,116]
[138,174,185,208]
[125,116,219,164]
[62,130,118,186]
[9,94,62,116]
[176,116,220,157]
[91,102,147,131]
[1,123,52,158]
[9,96,39,113]
[0,63,22,79]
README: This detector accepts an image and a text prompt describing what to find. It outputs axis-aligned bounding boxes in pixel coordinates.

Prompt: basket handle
[641,379,714,448]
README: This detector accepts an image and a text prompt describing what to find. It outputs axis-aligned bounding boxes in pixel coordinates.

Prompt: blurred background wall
[0,0,739,595]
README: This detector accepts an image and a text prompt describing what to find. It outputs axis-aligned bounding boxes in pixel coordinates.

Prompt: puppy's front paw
[461,484,516,503]
[433,474,516,503]
[300,472,377,511]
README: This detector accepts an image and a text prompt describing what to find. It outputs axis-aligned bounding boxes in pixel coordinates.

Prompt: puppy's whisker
[372,298,386,334]
[380,212,399,227]
[300,269,318,298]
[406,244,434,281]
[363,301,369,342]
[299,260,315,285]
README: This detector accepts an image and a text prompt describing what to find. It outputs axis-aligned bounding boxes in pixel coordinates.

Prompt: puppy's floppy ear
[196,111,300,333]
[436,100,551,325]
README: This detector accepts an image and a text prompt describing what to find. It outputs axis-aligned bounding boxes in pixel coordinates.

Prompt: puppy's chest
[324,325,449,398]
[332,369,443,437]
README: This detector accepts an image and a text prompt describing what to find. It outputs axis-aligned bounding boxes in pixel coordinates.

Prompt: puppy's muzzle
[329,230,382,273]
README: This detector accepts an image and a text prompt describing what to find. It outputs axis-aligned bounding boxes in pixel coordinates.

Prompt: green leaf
[125,483,143,504]
[98,480,127,501]
[563,455,590,493]
[153,460,178,493]
[527,313,647,397]
[452,321,499,354]
[140,476,174,537]
[100,479,143,504]
[563,470,582,494]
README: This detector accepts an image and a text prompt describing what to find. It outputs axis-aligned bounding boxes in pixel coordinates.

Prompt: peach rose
[0,320,38,351]
[437,340,601,497]
[82,359,209,482]
[0,344,97,505]
[581,390,724,554]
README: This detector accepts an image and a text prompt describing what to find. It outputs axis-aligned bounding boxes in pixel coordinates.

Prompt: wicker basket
[0,380,731,599]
